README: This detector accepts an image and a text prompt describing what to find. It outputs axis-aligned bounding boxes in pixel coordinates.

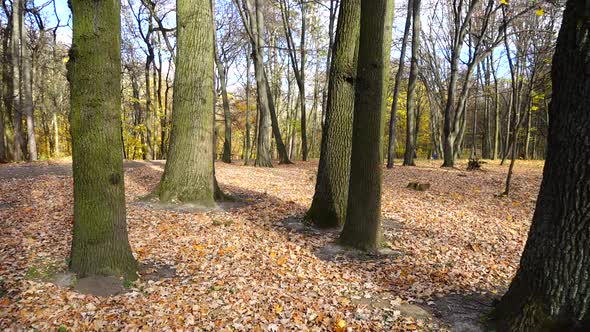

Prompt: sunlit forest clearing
[1,159,543,330]
[0,0,589,330]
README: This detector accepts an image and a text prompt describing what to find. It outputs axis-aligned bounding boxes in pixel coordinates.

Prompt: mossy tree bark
[306,0,360,228]
[494,1,590,330]
[68,0,137,279]
[339,0,394,251]
[155,0,216,206]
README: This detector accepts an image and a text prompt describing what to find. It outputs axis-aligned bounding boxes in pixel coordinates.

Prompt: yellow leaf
[499,0,508,4]
[274,303,283,314]
[192,244,205,250]
[62,56,69,63]
[334,319,347,332]
[535,8,544,16]
[277,256,287,266]
[269,251,277,258]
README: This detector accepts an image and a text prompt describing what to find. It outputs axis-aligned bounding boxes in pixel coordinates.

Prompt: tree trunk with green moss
[156,0,216,206]
[306,0,360,228]
[339,0,393,251]
[68,0,137,279]
[494,1,590,330]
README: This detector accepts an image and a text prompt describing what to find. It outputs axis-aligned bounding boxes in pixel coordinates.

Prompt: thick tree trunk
[403,0,420,166]
[386,0,412,168]
[155,0,216,205]
[340,0,393,251]
[495,1,590,330]
[68,0,137,279]
[306,0,360,228]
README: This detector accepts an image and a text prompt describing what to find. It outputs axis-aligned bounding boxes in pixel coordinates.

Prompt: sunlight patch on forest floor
[0,160,543,331]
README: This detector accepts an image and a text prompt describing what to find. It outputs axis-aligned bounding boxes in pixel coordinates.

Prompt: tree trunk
[244,46,252,165]
[321,0,338,125]
[299,1,307,161]
[306,0,360,228]
[68,0,137,279]
[524,106,531,159]
[387,0,412,168]
[214,45,232,163]
[1,25,12,162]
[0,96,5,162]
[494,1,590,329]
[340,0,393,251]
[403,0,420,166]
[20,1,36,161]
[492,56,500,160]
[11,0,25,161]
[155,0,216,205]
[501,90,513,165]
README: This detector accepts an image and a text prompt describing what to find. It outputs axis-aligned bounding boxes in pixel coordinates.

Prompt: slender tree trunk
[403,0,420,166]
[52,111,59,157]
[387,0,412,168]
[20,1,36,161]
[155,0,216,205]
[495,2,590,329]
[68,0,137,279]
[306,0,360,228]
[11,0,24,161]
[472,89,478,157]
[0,26,7,162]
[244,47,252,165]
[340,0,394,251]
[0,96,5,162]
[501,90,513,165]
[1,26,12,162]
[214,46,232,163]
[490,56,500,160]
[299,1,307,160]
[524,106,531,159]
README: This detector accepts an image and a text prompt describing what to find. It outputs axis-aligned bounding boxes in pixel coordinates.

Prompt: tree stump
[407,182,431,191]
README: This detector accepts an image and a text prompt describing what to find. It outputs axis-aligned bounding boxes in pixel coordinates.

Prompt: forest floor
[0,159,544,331]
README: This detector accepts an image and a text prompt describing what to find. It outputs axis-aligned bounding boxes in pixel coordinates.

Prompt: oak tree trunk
[68,0,137,279]
[495,1,590,330]
[340,0,393,251]
[156,0,216,205]
[306,0,360,228]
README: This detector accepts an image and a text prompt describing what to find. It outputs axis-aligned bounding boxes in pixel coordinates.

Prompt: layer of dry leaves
[0,159,543,331]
